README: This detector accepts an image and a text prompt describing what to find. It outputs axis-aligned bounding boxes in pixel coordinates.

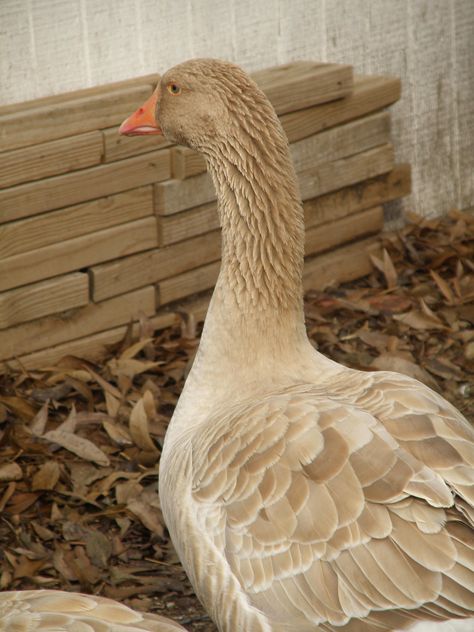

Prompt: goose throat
[205,122,305,315]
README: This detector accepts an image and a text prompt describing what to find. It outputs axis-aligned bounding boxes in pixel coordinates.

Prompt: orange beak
[119,88,163,135]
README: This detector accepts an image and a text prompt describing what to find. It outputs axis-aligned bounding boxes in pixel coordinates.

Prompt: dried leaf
[430,269,455,304]
[85,530,112,569]
[32,461,60,491]
[103,420,133,446]
[383,248,398,289]
[43,430,110,466]
[29,401,49,436]
[129,394,159,453]
[0,462,22,482]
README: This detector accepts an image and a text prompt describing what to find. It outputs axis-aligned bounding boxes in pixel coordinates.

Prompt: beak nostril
[138,107,144,114]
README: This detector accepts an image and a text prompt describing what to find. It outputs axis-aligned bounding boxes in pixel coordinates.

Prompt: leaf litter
[0,210,472,629]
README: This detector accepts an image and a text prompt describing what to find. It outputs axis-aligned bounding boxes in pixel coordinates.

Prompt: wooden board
[0,76,159,152]
[0,272,89,331]
[303,237,381,291]
[0,131,103,189]
[290,111,390,173]
[158,261,221,306]
[158,145,396,245]
[0,187,154,260]
[0,286,155,361]
[305,206,383,257]
[0,149,170,224]
[155,172,215,216]
[91,230,221,302]
[171,75,400,179]
[158,202,219,246]
[252,61,353,115]
[0,217,158,292]
[103,127,172,162]
[299,144,395,200]
[304,164,411,228]
[281,74,400,144]
[2,311,177,373]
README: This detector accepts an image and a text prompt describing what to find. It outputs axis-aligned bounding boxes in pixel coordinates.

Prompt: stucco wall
[1,0,473,217]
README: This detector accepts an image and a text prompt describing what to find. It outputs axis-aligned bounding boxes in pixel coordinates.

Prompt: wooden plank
[103,126,172,162]
[91,230,221,302]
[0,149,170,224]
[0,131,103,189]
[172,75,401,179]
[298,144,395,200]
[0,273,89,331]
[252,61,353,115]
[281,74,400,143]
[158,261,221,306]
[304,164,411,228]
[0,217,158,292]
[305,206,383,257]
[0,187,154,260]
[158,202,219,246]
[290,112,390,173]
[0,73,160,117]
[0,286,156,361]
[0,77,159,152]
[2,311,176,372]
[155,172,215,216]
[303,237,381,291]
[158,146,396,245]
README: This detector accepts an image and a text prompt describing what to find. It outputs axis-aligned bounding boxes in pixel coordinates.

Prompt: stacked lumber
[0,62,411,370]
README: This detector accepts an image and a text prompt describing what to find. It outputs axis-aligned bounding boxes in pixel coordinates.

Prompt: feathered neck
[204,105,305,320]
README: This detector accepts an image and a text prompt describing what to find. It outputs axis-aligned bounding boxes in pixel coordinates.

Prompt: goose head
[119,58,277,152]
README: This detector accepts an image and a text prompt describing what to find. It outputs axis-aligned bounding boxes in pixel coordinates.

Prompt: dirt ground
[0,210,472,630]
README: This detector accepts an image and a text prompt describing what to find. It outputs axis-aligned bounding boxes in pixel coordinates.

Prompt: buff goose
[0,589,187,631]
[120,59,474,631]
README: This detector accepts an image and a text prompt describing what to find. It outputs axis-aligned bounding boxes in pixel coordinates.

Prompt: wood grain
[298,144,395,200]
[91,230,221,302]
[158,261,221,306]
[0,273,89,330]
[304,163,411,228]
[290,111,390,173]
[0,131,103,189]
[0,187,154,259]
[0,286,156,361]
[0,76,159,152]
[303,236,381,291]
[154,172,215,215]
[305,206,383,257]
[0,217,159,292]
[0,149,170,224]
[252,61,353,114]
[172,75,400,180]
[3,311,176,372]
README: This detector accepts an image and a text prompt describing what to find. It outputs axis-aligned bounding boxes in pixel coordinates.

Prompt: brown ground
[0,210,472,630]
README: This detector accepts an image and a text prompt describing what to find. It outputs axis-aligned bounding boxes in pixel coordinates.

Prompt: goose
[120,59,474,632]
[0,589,187,631]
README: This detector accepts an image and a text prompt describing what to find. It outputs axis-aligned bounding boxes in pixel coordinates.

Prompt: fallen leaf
[129,394,159,453]
[32,461,61,491]
[43,430,110,466]
[0,462,22,482]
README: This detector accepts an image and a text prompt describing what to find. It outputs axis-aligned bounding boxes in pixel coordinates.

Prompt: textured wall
[1,0,473,217]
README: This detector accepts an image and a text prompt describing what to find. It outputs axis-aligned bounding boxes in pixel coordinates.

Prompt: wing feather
[192,373,474,629]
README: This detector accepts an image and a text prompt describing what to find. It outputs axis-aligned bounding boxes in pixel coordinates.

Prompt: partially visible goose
[0,590,187,631]
[120,59,474,631]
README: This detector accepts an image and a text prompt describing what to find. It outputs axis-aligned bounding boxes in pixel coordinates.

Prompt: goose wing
[192,375,474,631]
[0,589,186,631]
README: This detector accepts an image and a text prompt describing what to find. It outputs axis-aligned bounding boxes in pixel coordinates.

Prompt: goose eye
[167,83,181,95]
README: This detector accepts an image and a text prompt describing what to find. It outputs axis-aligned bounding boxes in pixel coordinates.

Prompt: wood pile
[0,61,411,370]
